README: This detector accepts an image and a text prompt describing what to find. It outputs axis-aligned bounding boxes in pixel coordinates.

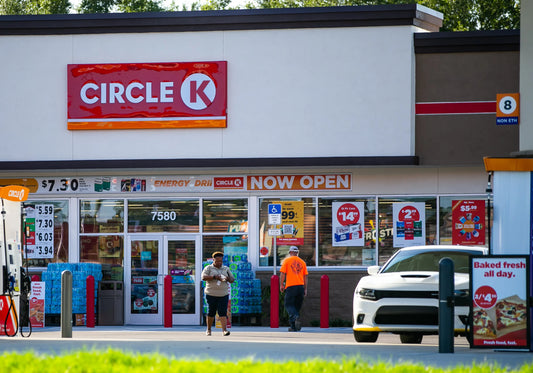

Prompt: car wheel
[399,333,423,344]
[353,331,379,343]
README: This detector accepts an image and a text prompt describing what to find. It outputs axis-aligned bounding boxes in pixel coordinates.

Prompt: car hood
[357,272,469,291]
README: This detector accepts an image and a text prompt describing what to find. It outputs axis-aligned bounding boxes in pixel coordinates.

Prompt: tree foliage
[0,0,521,32]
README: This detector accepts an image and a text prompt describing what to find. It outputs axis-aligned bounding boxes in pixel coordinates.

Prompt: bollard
[164,275,172,328]
[320,275,329,328]
[61,270,72,338]
[438,258,454,353]
[86,275,95,328]
[270,275,279,328]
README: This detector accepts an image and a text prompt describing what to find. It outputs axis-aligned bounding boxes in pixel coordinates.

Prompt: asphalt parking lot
[1,326,532,369]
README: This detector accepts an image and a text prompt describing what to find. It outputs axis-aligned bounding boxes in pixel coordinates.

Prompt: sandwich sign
[67,61,227,130]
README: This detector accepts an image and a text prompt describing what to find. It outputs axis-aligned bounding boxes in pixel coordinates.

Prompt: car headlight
[357,288,377,300]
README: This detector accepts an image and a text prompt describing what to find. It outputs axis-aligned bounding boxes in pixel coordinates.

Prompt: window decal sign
[68,62,227,130]
[392,202,425,247]
[452,200,485,245]
[273,201,304,246]
[470,256,529,349]
[332,202,364,247]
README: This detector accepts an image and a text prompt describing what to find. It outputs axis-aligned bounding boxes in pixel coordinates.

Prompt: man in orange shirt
[280,246,308,332]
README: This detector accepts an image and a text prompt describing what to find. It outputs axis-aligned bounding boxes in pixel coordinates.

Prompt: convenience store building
[0,5,520,326]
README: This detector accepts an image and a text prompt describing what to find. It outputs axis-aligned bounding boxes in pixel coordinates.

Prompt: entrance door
[125,234,201,325]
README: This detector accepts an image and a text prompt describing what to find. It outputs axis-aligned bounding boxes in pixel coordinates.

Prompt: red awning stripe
[416,101,496,115]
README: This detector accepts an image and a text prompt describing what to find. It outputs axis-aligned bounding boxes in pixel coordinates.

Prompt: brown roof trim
[0,5,442,35]
[414,30,520,53]
[0,156,419,171]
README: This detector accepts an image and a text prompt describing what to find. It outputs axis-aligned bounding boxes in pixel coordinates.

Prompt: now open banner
[68,61,227,130]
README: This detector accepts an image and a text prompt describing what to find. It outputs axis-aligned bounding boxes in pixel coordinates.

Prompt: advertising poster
[470,256,529,349]
[332,202,364,247]
[452,200,485,245]
[275,201,304,246]
[30,281,45,327]
[392,202,425,248]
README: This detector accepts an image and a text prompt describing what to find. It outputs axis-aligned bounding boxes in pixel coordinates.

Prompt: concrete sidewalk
[1,326,531,369]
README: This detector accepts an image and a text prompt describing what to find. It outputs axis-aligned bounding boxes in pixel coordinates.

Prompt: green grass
[0,350,531,373]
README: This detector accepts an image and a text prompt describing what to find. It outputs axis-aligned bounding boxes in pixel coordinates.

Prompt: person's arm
[201,268,220,281]
[280,271,286,292]
[226,268,235,283]
[304,274,308,296]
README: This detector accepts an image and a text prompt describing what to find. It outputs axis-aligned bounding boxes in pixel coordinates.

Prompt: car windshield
[381,250,479,274]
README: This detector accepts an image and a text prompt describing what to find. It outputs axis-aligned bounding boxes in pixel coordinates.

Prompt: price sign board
[470,256,529,349]
[25,204,54,258]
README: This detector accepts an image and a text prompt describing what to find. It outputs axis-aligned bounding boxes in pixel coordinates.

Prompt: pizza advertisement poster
[470,256,530,349]
[451,200,485,245]
[392,202,425,248]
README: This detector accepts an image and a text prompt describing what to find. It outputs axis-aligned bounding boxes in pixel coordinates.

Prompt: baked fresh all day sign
[67,62,227,130]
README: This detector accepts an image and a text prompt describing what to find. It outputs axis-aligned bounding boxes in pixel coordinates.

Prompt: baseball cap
[289,246,299,252]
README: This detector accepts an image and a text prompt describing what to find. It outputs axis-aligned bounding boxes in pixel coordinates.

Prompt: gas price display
[25,204,54,259]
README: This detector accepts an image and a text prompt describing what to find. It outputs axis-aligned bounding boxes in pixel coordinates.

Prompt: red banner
[68,61,227,130]
[452,200,485,245]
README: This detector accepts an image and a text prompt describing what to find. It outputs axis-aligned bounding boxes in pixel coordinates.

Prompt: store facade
[0,5,519,326]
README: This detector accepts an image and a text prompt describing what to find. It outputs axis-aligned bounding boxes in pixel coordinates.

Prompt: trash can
[98,281,124,325]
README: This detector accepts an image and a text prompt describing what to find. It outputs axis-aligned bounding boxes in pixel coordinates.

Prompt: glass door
[125,236,163,325]
[166,235,201,325]
[125,234,201,325]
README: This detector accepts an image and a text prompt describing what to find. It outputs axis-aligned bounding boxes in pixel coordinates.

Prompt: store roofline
[0,4,442,35]
[0,156,419,171]
[414,30,520,53]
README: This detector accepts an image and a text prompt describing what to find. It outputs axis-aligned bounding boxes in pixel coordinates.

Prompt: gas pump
[0,185,31,337]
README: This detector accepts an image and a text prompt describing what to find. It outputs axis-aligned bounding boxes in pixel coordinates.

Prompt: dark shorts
[206,294,229,317]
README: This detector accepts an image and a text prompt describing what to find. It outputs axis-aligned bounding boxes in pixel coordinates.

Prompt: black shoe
[288,327,297,332]
[295,318,302,331]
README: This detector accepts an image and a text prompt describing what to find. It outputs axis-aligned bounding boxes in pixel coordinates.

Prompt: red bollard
[164,275,172,328]
[320,274,329,328]
[86,275,95,328]
[270,275,279,328]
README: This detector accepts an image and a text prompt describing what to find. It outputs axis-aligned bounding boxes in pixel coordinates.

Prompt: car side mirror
[367,266,381,275]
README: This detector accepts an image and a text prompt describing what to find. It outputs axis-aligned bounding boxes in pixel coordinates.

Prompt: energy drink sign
[332,202,364,247]
[68,61,227,130]
[470,256,529,349]
[392,202,425,248]
[452,200,485,245]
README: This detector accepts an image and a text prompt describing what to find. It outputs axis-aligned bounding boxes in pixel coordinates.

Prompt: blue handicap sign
[268,204,282,215]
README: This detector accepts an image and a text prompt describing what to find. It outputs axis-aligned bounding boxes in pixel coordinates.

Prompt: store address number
[152,211,177,221]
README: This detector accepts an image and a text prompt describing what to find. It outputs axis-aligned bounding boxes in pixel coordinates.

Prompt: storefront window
[439,196,490,247]
[80,235,124,281]
[22,200,69,267]
[80,199,124,233]
[259,198,316,267]
[377,197,437,265]
[203,199,248,233]
[128,199,200,233]
[80,199,124,280]
[318,198,376,266]
[202,235,248,263]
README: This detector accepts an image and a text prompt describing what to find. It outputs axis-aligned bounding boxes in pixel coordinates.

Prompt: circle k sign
[68,61,227,130]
